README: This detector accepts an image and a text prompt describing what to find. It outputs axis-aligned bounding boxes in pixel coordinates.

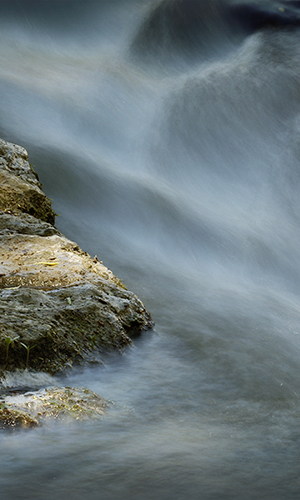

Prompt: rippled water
[1,1,300,498]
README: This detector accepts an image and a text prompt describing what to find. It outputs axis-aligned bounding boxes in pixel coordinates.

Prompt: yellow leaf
[36,261,58,266]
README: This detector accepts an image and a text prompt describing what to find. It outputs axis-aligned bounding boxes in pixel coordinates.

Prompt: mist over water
[1,1,300,498]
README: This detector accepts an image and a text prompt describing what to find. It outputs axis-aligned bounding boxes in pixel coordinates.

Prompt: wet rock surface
[0,138,152,405]
[0,386,108,429]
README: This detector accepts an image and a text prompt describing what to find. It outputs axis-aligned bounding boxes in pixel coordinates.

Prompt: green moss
[0,185,55,225]
[0,407,39,429]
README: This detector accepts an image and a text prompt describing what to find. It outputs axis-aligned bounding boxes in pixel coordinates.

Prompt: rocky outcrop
[0,138,153,375]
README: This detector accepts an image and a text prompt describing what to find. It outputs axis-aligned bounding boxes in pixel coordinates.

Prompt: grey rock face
[0,139,40,187]
[0,211,61,236]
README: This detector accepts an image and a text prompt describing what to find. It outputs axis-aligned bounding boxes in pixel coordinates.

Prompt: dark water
[1,1,300,498]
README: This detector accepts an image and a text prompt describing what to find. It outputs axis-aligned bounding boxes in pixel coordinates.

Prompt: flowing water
[1,1,300,498]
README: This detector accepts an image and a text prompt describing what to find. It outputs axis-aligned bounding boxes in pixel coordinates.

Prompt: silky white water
[1,1,300,498]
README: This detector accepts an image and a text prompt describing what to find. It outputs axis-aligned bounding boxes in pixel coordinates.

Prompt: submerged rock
[0,386,108,429]
[0,138,153,374]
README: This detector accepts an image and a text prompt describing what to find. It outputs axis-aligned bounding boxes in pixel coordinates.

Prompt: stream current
[1,1,300,498]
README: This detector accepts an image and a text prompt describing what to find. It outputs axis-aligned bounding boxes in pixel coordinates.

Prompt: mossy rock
[0,386,108,429]
[0,139,55,224]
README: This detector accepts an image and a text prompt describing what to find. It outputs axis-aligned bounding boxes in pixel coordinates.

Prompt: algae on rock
[0,386,108,429]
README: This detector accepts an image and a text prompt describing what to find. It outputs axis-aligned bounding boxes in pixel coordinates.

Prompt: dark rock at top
[229,1,300,33]
[131,0,300,62]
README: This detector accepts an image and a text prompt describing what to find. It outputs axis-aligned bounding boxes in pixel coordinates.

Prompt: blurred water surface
[1,1,300,498]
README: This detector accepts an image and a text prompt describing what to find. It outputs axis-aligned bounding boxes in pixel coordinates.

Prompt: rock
[0,386,108,429]
[0,138,153,374]
[0,138,56,224]
[131,0,300,62]
[0,211,60,237]
[229,1,300,33]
